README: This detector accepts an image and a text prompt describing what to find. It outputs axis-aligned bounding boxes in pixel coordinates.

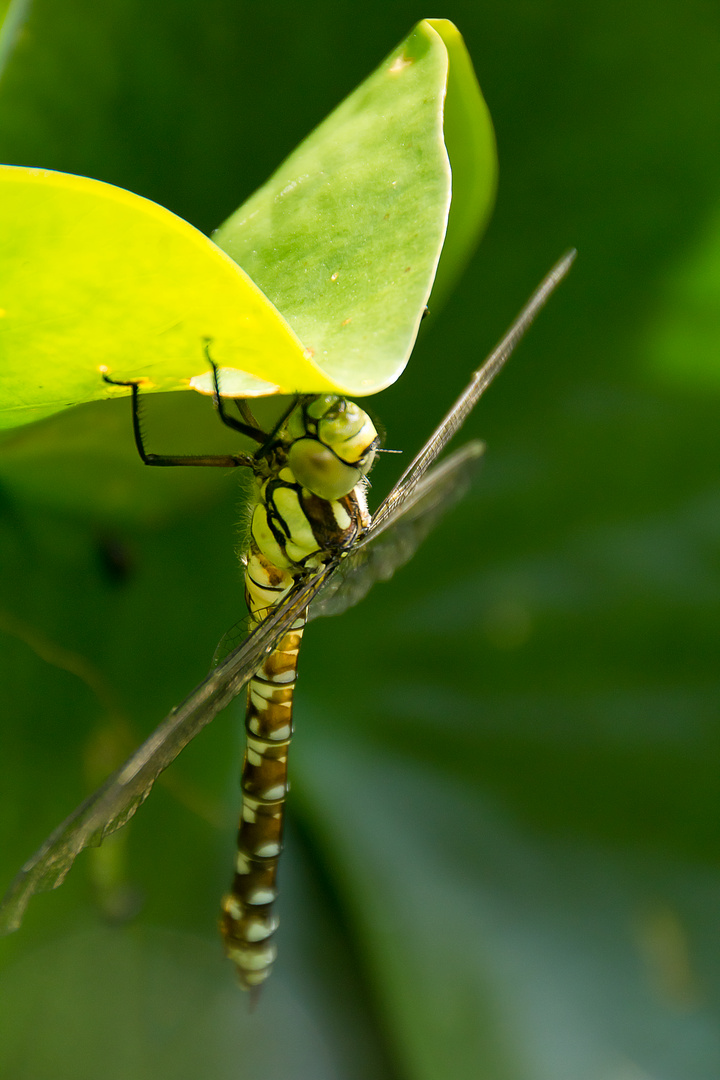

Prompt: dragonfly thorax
[248,467,369,579]
[244,395,376,617]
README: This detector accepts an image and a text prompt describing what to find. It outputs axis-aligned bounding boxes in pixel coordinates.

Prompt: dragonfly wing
[1,256,576,939]
[316,254,576,621]
[309,441,484,620]
[211,616,252,667]
[370,251,576,532]
[0,567,331,935]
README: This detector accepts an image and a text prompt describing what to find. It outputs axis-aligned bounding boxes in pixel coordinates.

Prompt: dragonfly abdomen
[220,617,305,989]
[219,465,364,990]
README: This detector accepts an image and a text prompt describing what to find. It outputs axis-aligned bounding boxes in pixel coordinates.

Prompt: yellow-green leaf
[0,166,335,431]
[0,20,497,431]
[214,19,495,397]
[426,18,498,307]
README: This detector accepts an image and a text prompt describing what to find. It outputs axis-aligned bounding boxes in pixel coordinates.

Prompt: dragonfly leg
[202,341,267,444]
[102,371,255,468]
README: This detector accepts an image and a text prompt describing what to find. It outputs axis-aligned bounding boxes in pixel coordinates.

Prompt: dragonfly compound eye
[287,437,361,500]
[317,403,378,472]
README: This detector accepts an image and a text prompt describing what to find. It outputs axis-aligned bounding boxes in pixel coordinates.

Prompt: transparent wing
[211,617,252,667]
[308,251,576,622]
[309,441,484,620]
[0,252,576,936]
[0,566,331,935]
[372,251,576,531]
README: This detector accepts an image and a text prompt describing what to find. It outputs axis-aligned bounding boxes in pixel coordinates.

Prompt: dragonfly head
[285,395,379,500]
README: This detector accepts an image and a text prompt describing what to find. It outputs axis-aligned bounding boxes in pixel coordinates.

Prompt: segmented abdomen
[219,613,305,989]
[219,455,369,990]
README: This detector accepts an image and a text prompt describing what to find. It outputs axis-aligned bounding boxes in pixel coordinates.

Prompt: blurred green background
[1,1,719,1078]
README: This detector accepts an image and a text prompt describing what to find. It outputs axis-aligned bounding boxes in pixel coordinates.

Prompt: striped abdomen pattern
[219,608,304,988]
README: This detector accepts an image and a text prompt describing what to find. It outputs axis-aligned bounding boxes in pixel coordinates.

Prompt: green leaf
[0,19,496,429]
[0,926,367,1080]
[213,19,495,397]
[425,19,497,307]
[296,733,720,1080]
[0,165,338,432]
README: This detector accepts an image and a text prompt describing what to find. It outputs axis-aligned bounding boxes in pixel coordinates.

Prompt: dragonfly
[0,250,575,990]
